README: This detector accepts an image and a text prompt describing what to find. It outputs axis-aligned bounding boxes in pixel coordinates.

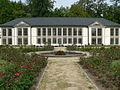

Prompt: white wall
[0,26,120,46]
[82,27,88,45]
[104,28,110,45]
[31,27,37,45]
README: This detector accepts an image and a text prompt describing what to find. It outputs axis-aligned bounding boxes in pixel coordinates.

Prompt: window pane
[23,38,28,44]
[53,28,56,36]
[18,28,22,36]
[18,38,22,44]
[42,38,46,44]
[98,28,102,36]
[58,38,62,44]
[8,29,12,36]
[42,28,46,36]
[110,28,114,36]
[8,38,12,44]
[73,38,77,44]
[48,28,51,36]
[73,28,77,35]
[23,28,28,36]
[58,28,62,36]
[2,38,6,44]
[63,38,67,44]
[98,38,102,44]
[37,28,41,36]
[48,38,51,44]
[78,28,82,36]
[115,38,119,44]
[78,38,82,44]
[53,38,56,44]
[63,28,67,36]
[68,28,72,36]
[115,28,119,36]
[2,29,6,36]
[110,38,114,44]
[68,38,72,44]
[92,28,96,36]
[37,38,41,44]
[92,38,96,44]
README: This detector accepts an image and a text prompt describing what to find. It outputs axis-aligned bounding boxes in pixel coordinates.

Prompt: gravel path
[37,57,97,90]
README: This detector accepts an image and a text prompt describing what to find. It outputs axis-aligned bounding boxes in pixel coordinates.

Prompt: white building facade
[0,17,120,46]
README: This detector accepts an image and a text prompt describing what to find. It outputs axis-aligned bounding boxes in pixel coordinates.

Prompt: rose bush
[80,47,120,90]
[0,45,48,90]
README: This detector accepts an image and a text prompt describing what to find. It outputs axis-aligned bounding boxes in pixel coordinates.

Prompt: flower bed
[79,47,120,90]
[0,46,48,89]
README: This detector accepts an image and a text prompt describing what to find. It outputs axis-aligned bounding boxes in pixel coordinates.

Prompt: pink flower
[10,76,13,79]
[15,73,21,76]
[45,56,48,59]
[0,73,4,77]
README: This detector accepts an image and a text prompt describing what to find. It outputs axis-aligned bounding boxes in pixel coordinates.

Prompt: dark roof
[0,17,120,27]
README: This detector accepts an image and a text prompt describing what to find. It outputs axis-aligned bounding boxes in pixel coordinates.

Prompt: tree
[68,4,90,17]
[52,7,69,17]
[110,0,120,6]
[77,0,96,17]
[0,0,29,24]
[27,0,54,17]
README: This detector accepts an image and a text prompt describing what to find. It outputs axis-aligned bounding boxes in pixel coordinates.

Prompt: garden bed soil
[31,68,45,90]
[79,64,108,90]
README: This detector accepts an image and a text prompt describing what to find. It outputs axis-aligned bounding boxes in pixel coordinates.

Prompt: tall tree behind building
[27,0,54,17]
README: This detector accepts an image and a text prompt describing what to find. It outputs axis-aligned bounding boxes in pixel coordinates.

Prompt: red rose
[15,73,21,76]
[23,66,32,68]
[10,76,13,79]
[23,66,28,68]
[0,73,4,77]
[27,66,32,68]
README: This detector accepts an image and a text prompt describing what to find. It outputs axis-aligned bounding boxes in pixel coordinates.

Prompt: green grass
[111,61,120,68]
[0,60,7,64]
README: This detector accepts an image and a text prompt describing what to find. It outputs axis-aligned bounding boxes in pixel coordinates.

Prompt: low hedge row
[19,46,54,53]
[0,46,48,90]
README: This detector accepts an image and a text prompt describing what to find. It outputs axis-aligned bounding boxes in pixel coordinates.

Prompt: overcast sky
[11,0,79,8]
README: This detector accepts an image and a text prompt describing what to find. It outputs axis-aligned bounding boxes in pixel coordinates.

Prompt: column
[72,27,73,45]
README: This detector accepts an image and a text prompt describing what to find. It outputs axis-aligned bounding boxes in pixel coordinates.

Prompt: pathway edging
[76,63,99,90]
[36,60,50,90]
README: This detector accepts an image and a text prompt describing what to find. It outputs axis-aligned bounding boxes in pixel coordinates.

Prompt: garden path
[37,57,97,90]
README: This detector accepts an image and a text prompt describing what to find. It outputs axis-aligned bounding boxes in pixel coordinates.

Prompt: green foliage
[19,45,54,53]
[0,46,48,89]
[0,0,120,24]
[0,0,30,24]
[27,0,54,17]
[68,4,90,17]
[80,47,120,89]
[55,51,66,55]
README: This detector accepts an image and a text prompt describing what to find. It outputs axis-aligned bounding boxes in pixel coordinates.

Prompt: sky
[11,0,79,8]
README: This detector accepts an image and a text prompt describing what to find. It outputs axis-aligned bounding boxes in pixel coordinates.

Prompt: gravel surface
[38,57,97,90]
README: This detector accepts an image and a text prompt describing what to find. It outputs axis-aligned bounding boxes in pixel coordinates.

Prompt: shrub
[55,51,66,55]
[19,45,54,53]
[0,46,48,90]
[80,48,120,89]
